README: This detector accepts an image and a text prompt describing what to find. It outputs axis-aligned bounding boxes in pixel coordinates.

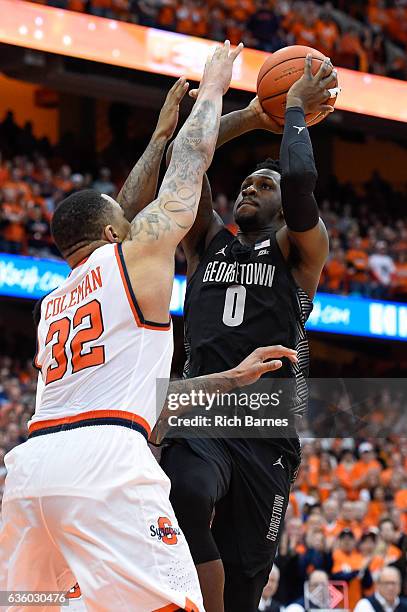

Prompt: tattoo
[130,98,221,245]
[117,138,166,221]
[130,187,197,242]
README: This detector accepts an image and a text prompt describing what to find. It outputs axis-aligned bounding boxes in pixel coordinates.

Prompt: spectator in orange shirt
[158,0,177,30]
[175,0,195,35]
[337,501,363,541]
[351,442,382,492]
[323,498,341,545]
[291,12,319,48]
[387,5,407,46]
[3,167,32,201]
[316,9,340,57]
[322,248,347,293]
[365,486,387,528]
[318,453,336,501]
[394,489,407,513]
[338,27,368,72]
[332,529,373,610]
[54,165,74,196]
[336,449,357,499]
[0,188,26,254]
[188,0,208,38]
[368,0,390,30]
[347,237,370,296]
[381,454,404,487]
[226,0,255,23]
[225,17,246,46]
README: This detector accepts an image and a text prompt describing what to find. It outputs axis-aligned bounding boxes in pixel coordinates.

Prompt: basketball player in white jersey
[0,41,245,612]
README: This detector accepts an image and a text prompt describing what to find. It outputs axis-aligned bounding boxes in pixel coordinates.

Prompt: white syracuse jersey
[30,242,173,439]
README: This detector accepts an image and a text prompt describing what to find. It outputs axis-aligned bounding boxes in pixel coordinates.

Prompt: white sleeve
[35,372,45,413]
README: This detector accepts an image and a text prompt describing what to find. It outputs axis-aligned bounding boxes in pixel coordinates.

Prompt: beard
[235,208,261,232]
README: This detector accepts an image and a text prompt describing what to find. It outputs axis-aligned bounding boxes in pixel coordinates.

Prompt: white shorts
[0,425,204,612]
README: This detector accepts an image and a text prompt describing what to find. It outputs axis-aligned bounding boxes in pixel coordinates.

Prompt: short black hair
[51,189,113,256]
[253,158,282,175]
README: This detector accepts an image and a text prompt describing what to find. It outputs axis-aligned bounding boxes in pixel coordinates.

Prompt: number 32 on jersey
[44,299,105,385]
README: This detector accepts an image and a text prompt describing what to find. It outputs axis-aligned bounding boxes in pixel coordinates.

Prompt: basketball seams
[257,47,336,124]
[257,55,324,91]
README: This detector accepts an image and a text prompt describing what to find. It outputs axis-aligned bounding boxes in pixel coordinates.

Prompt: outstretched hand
[286,54,338,116]
[231,345,298,388]
[189,40,244,99]
[155,77,190,141]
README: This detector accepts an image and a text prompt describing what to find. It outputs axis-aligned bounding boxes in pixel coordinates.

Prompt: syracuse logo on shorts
[150,516,181,545]
[66,583,82,599]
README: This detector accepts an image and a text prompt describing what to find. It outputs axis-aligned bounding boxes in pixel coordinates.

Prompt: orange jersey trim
[114,243,171,331]
[28,409,151,438]
[154,598,199,612]
[71,256,89,270]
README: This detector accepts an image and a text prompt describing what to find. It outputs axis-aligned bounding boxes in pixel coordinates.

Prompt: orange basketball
[257,45,337,128]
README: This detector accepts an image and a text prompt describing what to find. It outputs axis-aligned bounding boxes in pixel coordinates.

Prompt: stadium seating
[29,0,407,80]
[0,110,406,300]
[0,356,406,600]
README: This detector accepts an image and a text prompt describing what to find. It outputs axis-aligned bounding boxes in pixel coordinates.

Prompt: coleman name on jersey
[202,261,275,288]
[44,266,103,320]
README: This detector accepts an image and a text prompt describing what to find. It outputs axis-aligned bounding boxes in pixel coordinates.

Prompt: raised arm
[167,97,282,267]
[276,55,338,298]
[121,42,243,323]
[128,46,239,250]
[116,78,189,221]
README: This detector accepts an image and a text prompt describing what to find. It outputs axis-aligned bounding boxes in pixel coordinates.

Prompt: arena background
[0,1,406,609]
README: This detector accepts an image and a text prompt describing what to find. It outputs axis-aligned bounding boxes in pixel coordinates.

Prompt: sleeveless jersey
[183,228,312,452]
[30,243,173,437]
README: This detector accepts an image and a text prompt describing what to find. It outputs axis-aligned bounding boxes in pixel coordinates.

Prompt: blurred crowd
[0,118,407,301]
[0,356,406,608]
[215,174,407,300]
[32,0,407,80]
[0,109,406,300]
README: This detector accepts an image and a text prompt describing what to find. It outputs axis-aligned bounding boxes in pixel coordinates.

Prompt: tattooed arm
[121,42,243,324]
[117,78,189,221]
[126,42,243,251]
[164,97,283,272]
